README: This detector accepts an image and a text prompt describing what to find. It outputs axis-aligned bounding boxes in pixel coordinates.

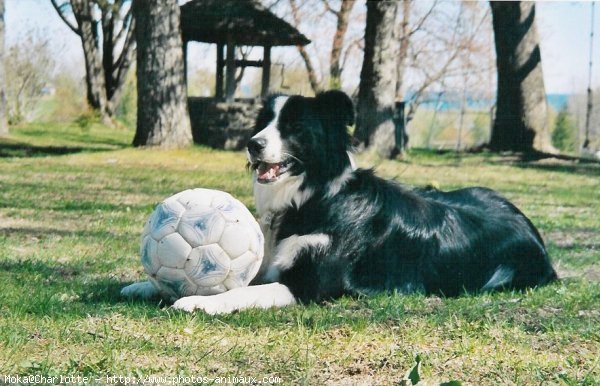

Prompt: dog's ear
[315,90,355,128]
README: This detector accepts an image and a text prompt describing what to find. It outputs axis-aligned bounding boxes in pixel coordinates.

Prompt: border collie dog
[172,91,557,314]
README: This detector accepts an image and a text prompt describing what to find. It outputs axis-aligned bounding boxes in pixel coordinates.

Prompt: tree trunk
[329,0,356,89]
[71,0,110,122]
[394,0,412,151]
[132,0,192,148]
[395,0,411,100]
[0,0,7,136]
[106,21,136,116]
[489,1,554,153]
[355,0,399,158]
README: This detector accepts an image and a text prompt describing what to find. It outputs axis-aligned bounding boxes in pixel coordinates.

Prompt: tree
[489,1,553,153]
[50,0,135,122]
[325,0,356,89]
[132,0,192,148]
[0,0,7,136]
[392,1,492,152]
[287,0,359,93]
[5,32,55,124]
[354,0,398,158]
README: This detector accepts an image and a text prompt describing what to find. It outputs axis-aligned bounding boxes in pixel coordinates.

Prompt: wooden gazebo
[180,0,310,102]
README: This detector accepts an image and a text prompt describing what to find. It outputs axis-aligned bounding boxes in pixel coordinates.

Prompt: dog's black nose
[247,137,267,157]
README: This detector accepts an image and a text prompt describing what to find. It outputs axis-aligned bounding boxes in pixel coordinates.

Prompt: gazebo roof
[180,0,311,47]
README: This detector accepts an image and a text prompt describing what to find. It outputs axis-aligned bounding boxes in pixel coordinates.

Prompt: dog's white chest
[256,212,280,281]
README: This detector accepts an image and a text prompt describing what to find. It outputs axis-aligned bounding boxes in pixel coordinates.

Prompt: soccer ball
[140,188,264,301]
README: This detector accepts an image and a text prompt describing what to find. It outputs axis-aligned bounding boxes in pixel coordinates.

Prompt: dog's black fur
[248,91,557,303]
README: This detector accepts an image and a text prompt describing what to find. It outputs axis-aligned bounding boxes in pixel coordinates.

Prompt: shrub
[552,107,577,152]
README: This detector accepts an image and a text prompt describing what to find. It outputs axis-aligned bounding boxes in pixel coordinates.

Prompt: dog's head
[247,90,355,189]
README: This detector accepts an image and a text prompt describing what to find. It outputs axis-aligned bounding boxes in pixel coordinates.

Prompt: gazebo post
[216,43,224,100]
[225,38,236,103]
[261,46,271,99]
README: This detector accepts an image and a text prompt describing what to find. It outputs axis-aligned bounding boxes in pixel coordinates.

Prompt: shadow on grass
[0,143,123,158]
[0,193,150,212]
[85,278,162,307]
[464,149,600,177]
[0,258,164,317]
[3,262,594,339]
[0,258,84,278]
[1,254,594,336]
[403,149,600,177]
[0,226,136,240]
[13,126,131,147]
[474,156,600,177]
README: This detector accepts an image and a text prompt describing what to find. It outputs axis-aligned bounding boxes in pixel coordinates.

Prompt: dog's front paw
[172,296,230,314]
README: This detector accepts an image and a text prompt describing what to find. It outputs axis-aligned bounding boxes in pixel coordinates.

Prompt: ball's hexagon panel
[150,198,186,241]
[157,233,192,269]
[174,188,217,210]
[186,244,231,287]
[248,223,264,257]
[148,276,180,301]
[178,207,225,248]
[178,279,199,297]
[141,217,152,242]
[223,250,261,289]
[211,194,241,222]
[219,223,251,259]
[140,235,161,275]
[153,269,200,298]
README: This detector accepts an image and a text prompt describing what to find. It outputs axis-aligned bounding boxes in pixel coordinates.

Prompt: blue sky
[4,0,599,95]
[536,1,598,94]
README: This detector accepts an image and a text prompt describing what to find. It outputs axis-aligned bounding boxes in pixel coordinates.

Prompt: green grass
[0,123,598,385]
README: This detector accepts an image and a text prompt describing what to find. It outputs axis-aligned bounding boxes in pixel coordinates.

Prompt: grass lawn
[0,122,598,385]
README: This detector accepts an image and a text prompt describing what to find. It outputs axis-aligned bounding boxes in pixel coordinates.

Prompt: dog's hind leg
[481,265,515,292]
[121,281,160,299]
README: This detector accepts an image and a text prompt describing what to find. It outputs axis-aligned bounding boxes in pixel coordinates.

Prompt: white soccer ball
[140,188,264,301]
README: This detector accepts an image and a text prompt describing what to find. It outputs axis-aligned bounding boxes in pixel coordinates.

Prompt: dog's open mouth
[254,160,293,184]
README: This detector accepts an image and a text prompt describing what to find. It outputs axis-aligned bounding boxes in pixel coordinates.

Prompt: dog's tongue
[257,163,280,181]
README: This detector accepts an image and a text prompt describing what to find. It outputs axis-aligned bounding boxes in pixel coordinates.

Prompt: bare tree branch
[113,12,135,76]
[113,7,132,45]
[50,0,81,36]
[408,0,438,37]
[329,0,356,88]
[320,0,339,17]
[235,47,253,85]
[340,37,363,71]
[265,0,285,11]
[404,3,489,122]
[289,0,321,93]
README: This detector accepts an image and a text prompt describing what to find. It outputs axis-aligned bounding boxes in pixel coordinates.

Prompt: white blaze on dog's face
[250,96,288,164]
[247,96,291,185]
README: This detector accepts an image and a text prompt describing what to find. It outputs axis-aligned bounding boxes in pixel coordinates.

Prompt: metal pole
[583,2,595,150]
